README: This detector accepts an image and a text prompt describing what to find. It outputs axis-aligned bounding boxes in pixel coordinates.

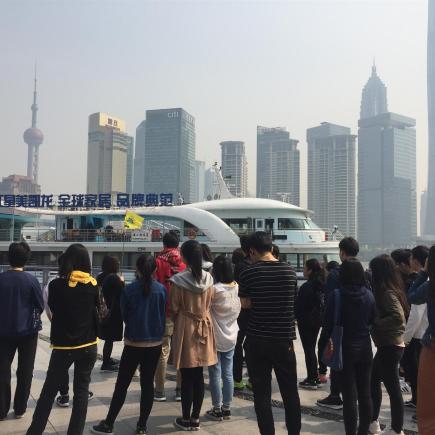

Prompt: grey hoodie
[169,270,214,294]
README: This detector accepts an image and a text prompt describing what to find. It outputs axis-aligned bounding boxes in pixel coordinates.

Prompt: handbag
[321,289,343,371]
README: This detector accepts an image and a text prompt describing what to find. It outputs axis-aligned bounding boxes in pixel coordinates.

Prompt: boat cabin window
[278,218,306,230]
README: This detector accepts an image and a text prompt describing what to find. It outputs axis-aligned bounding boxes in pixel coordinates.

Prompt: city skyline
[0,1,428,227]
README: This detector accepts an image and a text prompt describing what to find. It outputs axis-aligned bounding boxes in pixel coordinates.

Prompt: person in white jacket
[206,255,241,422]
[403,245,430,410]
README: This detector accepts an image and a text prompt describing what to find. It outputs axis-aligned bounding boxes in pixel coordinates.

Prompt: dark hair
[339,237,359,257]
[163,230,180,249]
[101,255,120,276]
[326,260,339,272]
[8,242,31,268]
[60,244,92,278]
[201,243,214,263]
[136,253,156,296]
[305,258,325,285]
[411,245,429,268]
[249,231,273,255]
[391,249,411,267]
[181,240,203,283]
[427,245,435,302]
[339,259,367,287]
[231,248,245,265]
[272,244,280,260]
[213,255,234,284]
[369,254,409,317]
[239,235,251,255]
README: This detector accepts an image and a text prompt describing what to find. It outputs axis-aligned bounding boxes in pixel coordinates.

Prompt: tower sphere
[23,127,43,146]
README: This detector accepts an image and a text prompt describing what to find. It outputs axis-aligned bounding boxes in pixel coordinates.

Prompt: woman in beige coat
[170,240,217,432]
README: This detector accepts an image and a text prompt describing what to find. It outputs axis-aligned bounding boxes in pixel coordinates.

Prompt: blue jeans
[208,349,234,408]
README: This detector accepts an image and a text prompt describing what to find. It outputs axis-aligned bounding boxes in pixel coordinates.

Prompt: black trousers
[179,367,204,420]
[103,340,114,365]
[340,342,373,435]
[401,338,421,404]
[106,344,162,428]
[26,345,97,435]
[371,345,404,433]
[246,338,301,435]
[0,334,38,418]
[298,323,320,381]
[233,309,250,383]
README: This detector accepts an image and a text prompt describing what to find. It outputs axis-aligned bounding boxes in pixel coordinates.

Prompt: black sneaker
[109,357,120,365]
[221,407,231,420]
[404,400,416,409]
[88,391,94,401]
[190,419,200,431]
[316,395,343,410]
[173,417,191,431]
[299,378,318,390]
[56,394,70,408]
[136,425,147,435]
[205,407,223,421]
[101,363,119,372]
[91,420,114,434]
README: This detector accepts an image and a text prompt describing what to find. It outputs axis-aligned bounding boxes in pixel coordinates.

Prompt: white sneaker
[381,429,404,435]
[369,420,382,434]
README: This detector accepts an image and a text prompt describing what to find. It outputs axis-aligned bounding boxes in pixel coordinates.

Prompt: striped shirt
[239,260,297,341]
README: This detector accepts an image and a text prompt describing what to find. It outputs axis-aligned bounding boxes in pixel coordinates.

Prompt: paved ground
[0,316,420,435]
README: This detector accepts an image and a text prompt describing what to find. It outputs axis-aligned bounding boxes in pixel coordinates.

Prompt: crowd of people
[0,232,434,435]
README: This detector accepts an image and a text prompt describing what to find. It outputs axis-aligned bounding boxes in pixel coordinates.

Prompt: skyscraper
[86,113,133,195]
[23,69,44,184]
[358,113,417,247]
[307,122,357,236]
[256,126,300,205]
[360,62,388,119]
[143,108,196,203]
[133,120,146,193]
[220,141,248,197]
[425,0,435,236]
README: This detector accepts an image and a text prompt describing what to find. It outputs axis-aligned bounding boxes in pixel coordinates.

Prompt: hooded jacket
[155,248,186,317]
[325,284,375,349]
[170,270,217,368]
[210,282,241,352]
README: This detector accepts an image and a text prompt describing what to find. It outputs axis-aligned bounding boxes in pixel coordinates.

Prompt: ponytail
[136,253,156,297]
[181,240,203,283]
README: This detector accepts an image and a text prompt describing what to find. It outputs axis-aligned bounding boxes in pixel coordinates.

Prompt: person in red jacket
[153,231,186,402]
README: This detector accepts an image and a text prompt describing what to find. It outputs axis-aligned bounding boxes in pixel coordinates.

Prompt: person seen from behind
[0,242,43,421]
[407,245,435,435]
[295,259,325,389]
[154,231,185,402]
[43,254,94,408]
[171,240,217,431]
[240,232,301,435]
[200,243,214,272]
[232,235,252,392]
[324,259,375,435]
[97,255,124,372]
[205,255,241,421]
[317,237,360,410]
[369,254,408,435]
[26,244,98,435]
[92,254,166,435]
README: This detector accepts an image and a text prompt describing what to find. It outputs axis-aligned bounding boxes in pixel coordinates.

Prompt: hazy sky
[0,0,428,215]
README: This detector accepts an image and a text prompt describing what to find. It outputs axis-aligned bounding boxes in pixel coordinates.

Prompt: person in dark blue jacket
[0,242,43,420]
[92,253,166,435]
[324,259,375,435]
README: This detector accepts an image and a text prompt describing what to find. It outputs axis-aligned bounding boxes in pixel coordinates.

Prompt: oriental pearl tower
[23,68,43,184]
